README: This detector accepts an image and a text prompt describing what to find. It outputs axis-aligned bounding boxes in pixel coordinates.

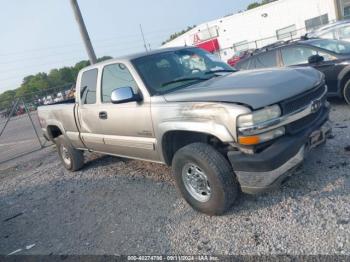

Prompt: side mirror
[110,87,141,104]
[308,54,324,64]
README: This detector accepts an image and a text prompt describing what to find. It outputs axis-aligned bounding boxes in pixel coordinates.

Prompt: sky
[0,0,254,93]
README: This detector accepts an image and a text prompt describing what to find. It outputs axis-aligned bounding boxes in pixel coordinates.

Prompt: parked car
[38,47,331,215]
[43,95,54,105]
[236,38,350,104]
[307,20,350,42]
[54,92,64,103]
[227,50,254,67]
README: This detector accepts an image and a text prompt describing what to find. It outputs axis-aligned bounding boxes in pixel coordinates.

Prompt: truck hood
[163,67,323,109]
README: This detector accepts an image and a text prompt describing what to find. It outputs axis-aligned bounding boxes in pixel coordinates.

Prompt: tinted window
[338,25,350,40]
[255,51,278,68]
[80,69,98,104]
[319,30,336,39]
[237,59,251,70]
[101,63,138,103]
[281,46,313,66]
[281,46,334,66]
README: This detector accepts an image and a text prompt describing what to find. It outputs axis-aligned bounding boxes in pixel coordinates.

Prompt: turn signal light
[238,127,285,145]
[238,136,260,145]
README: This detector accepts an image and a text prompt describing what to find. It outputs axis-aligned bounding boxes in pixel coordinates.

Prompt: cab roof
[82,46,195,70]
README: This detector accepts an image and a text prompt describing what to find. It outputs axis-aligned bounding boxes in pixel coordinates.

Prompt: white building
[162,0,350,61]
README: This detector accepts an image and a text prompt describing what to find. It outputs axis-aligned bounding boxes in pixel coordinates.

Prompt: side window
[281,46,316,66]
[237,59,251,70]
[314,50,335,61]
[255,51,278,68]
[80,69,98,104]
[320,30,336,39]
[281,46,334,66]
[338,26,350,40]
[101,63,138,103]
[247,58,256,70]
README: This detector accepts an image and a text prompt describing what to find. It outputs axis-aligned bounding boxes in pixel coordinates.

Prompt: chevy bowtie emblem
[311,99,322,113]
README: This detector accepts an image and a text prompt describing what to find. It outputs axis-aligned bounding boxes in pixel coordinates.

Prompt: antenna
[139,24,148,52]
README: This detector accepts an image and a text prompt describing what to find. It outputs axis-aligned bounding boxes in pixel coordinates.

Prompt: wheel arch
[160,127,233,166]
[47,125,63,139]
[338,67,350,96]
[45,120,66,141]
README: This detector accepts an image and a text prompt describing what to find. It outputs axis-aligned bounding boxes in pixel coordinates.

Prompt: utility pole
[139,24,148,52]
[70,0,97,64]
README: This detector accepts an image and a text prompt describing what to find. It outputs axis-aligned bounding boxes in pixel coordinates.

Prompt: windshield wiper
[162,77,210,87]
[204,69,236,74]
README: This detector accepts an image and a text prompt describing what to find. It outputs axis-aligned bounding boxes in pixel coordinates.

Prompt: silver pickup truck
[38,47,331,215]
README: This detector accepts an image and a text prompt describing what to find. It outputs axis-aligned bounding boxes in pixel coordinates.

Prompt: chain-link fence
[0,83,74,163]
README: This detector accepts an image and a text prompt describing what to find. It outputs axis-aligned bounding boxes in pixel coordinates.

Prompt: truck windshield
[132,48,234,94]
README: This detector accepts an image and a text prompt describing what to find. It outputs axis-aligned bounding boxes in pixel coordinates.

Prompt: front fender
[158,121,234,143]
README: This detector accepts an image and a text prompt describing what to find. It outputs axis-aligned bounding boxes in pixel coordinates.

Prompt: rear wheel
[172,143,239,215]
[55,135,84,171]
[343,79,350,105]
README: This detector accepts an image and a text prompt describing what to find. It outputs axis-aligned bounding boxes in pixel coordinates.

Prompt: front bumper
[228,109,332,194]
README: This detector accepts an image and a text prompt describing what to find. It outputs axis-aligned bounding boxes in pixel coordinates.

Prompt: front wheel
[172,143,239,215]
[55,135,84,171]
[343,79,350,105]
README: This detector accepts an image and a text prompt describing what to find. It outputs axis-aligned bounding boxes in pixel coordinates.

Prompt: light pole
[70,0,97,64]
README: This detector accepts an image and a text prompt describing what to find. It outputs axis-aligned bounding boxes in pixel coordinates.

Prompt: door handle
[99,111,108,119]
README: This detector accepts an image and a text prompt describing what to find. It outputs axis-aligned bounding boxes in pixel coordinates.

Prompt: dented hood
[163,67,323,109]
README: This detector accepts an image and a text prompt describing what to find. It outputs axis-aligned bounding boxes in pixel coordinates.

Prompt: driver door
[97,62,158,161]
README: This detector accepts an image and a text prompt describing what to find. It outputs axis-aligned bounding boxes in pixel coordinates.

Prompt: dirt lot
[0,101,349,255]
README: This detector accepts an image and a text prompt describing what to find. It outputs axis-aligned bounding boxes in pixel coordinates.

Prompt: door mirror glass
[110,86,141,104]
[308,54,324,64]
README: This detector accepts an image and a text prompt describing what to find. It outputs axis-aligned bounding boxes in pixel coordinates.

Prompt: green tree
[247,0,277,10]
[16,72,50,98]
[0,55,113,110]
[247,2,261,9]
[0,90,16,110]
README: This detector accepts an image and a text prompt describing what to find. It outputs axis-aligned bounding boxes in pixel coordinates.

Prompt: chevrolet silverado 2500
[38,47,331,215]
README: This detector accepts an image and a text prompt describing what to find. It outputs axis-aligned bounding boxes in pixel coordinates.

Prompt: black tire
[344,79,350,105]
[55,135,84,171]
[172,142,238,215]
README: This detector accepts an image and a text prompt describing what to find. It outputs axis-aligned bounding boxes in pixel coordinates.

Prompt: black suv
[235,38,350,104]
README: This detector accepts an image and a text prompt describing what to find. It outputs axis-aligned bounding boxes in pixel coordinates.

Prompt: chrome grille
[281,84,326,115]
[286,94,327,134]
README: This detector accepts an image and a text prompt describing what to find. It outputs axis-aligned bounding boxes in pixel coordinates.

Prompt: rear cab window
[80,68,98,104]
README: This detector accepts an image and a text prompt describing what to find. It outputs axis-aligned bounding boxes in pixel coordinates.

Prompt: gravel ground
[0,112,45,163]
[0,101,349,255]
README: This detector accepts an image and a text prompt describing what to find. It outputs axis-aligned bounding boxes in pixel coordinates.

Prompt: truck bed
[38,102,80,135]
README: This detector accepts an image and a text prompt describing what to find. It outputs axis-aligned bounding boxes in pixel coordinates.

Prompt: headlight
[237,105,281,128]
[238,127,285,145]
